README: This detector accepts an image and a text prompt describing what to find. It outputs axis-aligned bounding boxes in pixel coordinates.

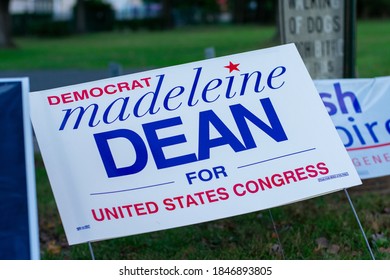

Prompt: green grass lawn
[1,25,275,70]
[5,20,389,260]
[355,20,390,77]
[1,20,389,78]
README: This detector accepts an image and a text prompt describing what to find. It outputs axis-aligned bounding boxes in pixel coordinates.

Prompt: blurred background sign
[0,78,39,260]
[278,0,356,79]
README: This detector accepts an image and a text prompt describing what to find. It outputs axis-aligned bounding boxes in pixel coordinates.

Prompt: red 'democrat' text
[47,77,152,105]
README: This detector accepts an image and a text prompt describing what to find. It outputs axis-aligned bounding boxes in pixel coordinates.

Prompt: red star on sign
[224,61,240,73]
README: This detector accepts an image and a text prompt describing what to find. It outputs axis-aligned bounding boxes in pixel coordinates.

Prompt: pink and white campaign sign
[29,44,361,245]
[315,76,390,179]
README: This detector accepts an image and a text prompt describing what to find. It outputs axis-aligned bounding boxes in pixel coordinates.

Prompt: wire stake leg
[88,241,96,260]
[344,188,375,260]
[268,209,285,259]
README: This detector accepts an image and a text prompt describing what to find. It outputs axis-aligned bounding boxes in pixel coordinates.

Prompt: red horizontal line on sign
[346,142,390,151]
[237,147,316,169]
[90,181,175,196]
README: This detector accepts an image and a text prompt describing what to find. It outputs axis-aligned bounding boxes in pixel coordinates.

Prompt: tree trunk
[75,0,87,34]
[161,0,174,29]
[0,0,14,48]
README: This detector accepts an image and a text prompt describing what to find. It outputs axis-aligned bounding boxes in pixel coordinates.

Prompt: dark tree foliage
[357,0,390,18]
[230,0,276,24]
[146,0,220,27]
[73,0,115,33]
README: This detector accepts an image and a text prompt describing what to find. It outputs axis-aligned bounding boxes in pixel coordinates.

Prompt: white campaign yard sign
[315,77,390,179]
[29,44,361,245]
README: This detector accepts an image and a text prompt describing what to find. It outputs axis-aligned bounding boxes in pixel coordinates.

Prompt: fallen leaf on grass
[327,244,340,255]
[382,207,390,214]
[351,251,360,257]
[371,232,386,241]
[379,247,390,254]
[315,237,329,250]
[371,233,388,247]
[371,221,380,232]
[270,244,283,256]
[47,240,62,255]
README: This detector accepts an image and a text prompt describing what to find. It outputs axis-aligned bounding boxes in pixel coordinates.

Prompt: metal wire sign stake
[88,241,96,260]
[344,189,376,260]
